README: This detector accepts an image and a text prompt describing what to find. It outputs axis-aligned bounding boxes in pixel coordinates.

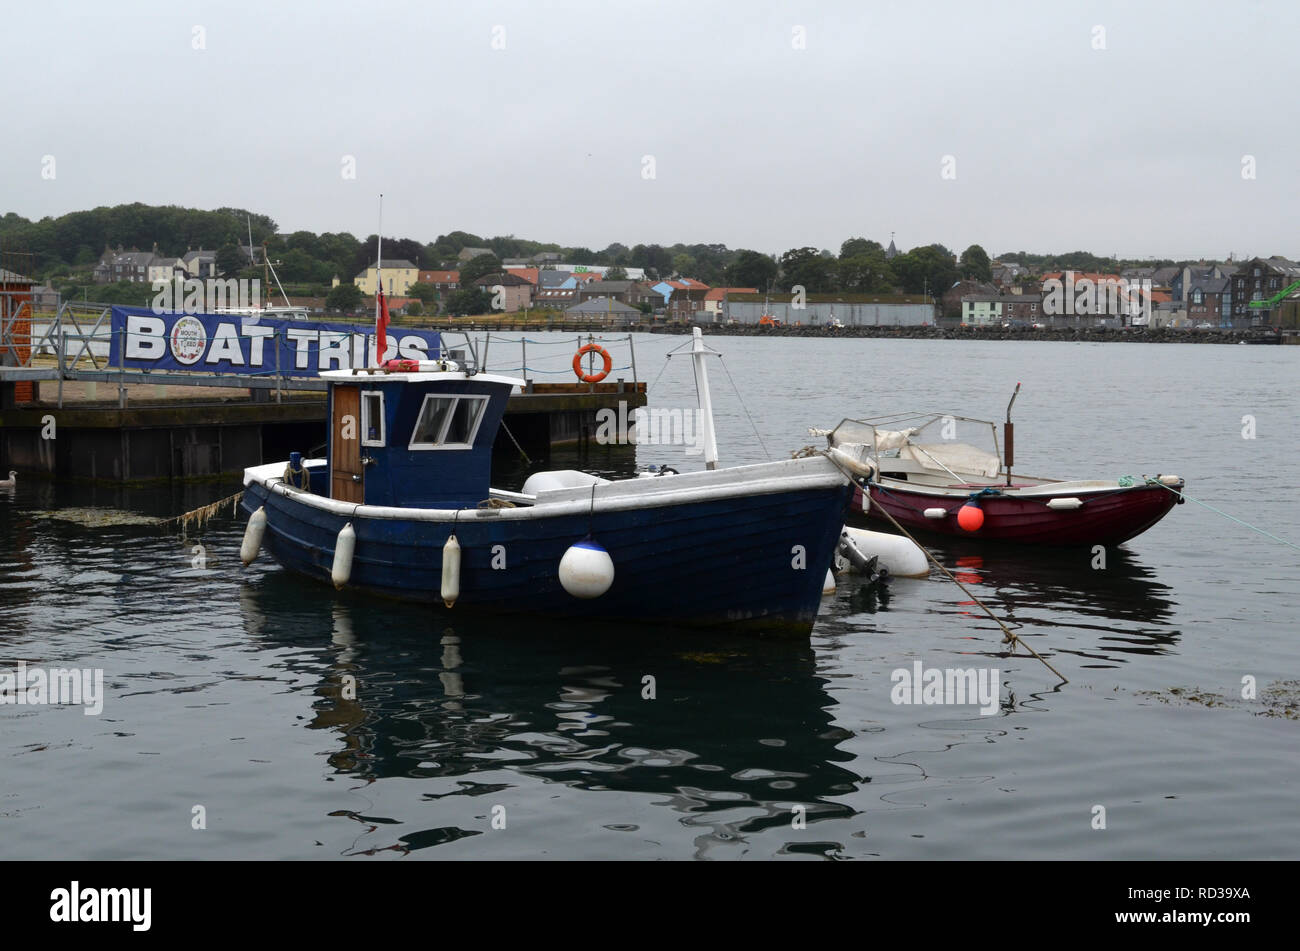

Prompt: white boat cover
[900,442,1001,479]
[874,428,918,451]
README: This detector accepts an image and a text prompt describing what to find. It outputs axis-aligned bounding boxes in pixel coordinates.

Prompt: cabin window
[408,395,489,450]
[361,390,385,446]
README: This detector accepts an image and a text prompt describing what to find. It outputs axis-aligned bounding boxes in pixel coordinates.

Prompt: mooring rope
[499,417,532,464]
[818,452,1067,683]
[1145,479,1300,553]
[868,488,1069,684]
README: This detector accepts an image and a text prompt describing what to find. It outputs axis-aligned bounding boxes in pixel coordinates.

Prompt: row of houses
[350,259,754,319]
[80,242,1300,328]
[93,244,219,284]
[954,257,1300,328]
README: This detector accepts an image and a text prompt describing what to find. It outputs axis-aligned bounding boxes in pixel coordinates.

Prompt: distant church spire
[885,232,898,260]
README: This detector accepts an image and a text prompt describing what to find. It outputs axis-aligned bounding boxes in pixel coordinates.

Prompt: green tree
[406,300,423,316]
[628,244,670,279]
[326,283,363,314]
[839,237,882,259]
[958,244,993,282]
[835,250,894,292]
[605,266,628,281]
[407,281,437,306]
[726,249,777,290]
[600,242,630,265]
[779,247,834,293]
[215,242,246,277]
[457,254,502,285]
[671,253,695,278]
[446,287,493,316]
[890,245,959,297]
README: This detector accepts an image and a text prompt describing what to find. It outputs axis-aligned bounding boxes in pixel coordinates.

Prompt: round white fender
[559,539,615,598]
[843,525,929,578]
[240,506,266,566]
[441,534,461,608]
[331,522,355,589]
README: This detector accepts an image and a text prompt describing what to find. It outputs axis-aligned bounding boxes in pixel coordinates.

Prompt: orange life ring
[572,343,612,383]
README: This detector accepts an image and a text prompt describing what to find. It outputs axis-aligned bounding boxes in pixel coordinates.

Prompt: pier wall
[0,384,646,484]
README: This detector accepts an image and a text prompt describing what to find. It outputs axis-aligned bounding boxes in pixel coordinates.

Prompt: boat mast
[690,326,720,470]
[1005,381,1021,486]
[249,213,291,309]
[375,194,383,368]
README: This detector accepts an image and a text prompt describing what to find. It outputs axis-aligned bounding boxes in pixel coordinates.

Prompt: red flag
[375,280,390,366]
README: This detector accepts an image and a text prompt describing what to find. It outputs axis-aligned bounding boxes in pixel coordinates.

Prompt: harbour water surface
[1,336,1297,859]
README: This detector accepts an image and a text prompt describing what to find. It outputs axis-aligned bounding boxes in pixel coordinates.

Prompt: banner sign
[109,307,440,377]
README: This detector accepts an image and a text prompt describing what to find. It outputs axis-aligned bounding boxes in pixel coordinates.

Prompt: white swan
[0,471,16,489]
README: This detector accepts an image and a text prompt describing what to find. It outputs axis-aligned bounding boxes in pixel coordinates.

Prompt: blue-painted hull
[241,481,852,636]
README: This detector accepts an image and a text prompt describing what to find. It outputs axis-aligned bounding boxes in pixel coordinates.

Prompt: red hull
[855,482,1181,546]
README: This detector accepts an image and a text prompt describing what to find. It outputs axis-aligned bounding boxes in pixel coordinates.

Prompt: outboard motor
[838,529,877,573]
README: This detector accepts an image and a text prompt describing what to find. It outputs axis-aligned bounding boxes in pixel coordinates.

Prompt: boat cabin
[321,361,522,509]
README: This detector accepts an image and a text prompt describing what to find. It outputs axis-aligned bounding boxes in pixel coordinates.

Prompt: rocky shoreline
[645,323,1289,344]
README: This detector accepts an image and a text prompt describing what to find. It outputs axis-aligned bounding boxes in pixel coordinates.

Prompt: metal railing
[477,332,639,393]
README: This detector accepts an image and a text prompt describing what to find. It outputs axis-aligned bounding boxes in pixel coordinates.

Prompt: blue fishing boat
[238,331,871,635]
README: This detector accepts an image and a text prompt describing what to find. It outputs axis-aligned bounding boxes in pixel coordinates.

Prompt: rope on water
[819,453,1067,683]
[1145,478,1300,553]
[870,485,1068,684]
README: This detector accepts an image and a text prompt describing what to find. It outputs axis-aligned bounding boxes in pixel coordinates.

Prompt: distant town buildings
[1228,257,1300,323]
[472,271,534,312]
[68,235,1300,328]
[92,244,219,285]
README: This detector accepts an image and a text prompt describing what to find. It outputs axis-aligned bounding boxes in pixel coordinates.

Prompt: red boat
[825,401,1184,546]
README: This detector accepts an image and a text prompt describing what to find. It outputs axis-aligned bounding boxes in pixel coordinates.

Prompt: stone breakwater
[644,324,1288,344]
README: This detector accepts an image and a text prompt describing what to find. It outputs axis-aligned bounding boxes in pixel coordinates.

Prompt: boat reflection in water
[882,531,1182,664]
[238,574,865,857]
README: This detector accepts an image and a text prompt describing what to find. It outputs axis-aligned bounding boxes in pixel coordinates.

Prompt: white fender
[842,525,929,578]
[240,506,266,566]
[559,539,615,599]
[331,522,355,589]
[441,534,461,608]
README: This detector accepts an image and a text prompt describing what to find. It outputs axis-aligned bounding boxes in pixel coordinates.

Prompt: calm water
[2,337,1297,860]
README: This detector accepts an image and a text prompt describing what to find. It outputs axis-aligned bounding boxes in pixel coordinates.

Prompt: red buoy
[957,502,985,532]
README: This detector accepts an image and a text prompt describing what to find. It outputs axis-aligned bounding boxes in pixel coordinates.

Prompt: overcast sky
[3,0,1296,260]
